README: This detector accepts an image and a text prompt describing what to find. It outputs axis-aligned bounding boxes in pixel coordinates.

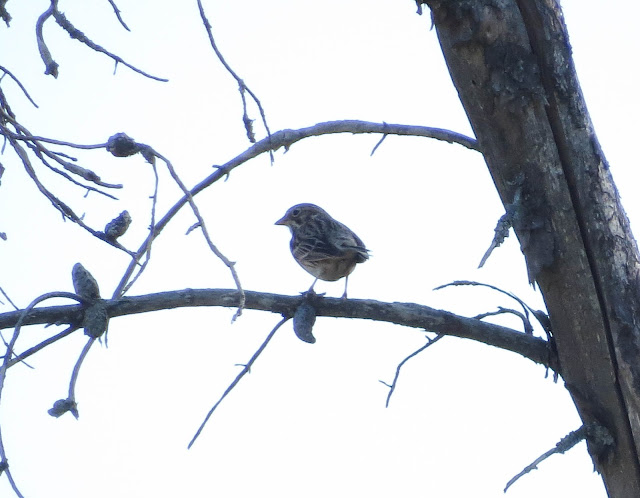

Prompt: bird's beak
[275,215,288,226]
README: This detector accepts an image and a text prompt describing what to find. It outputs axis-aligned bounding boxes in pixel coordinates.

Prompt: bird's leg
[308,278,318,294]
[341,276,349,300]
[302,279,324,298]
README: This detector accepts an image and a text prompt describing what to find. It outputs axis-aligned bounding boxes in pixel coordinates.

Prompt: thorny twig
[380,334,443,407]
[188,316,289,448]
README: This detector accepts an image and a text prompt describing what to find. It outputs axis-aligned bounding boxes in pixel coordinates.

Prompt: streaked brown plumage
[276,203,369,298]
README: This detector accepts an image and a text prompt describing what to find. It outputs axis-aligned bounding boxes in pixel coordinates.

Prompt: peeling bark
[424,0,640,495]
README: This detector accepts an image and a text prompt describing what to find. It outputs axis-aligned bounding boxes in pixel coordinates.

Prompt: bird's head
[275,203,328,230]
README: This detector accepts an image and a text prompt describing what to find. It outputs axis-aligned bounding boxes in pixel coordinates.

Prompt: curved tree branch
[115,120,478,294]
[0,289,553,369]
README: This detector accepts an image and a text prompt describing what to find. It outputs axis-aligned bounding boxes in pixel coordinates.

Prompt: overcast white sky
[0,1,638,497]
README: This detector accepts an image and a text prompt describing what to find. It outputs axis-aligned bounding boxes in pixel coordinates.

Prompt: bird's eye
[292,208,301,216]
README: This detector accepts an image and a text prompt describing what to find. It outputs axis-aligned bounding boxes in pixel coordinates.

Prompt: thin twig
[0,288,18,311]
[6,326,78,368]
[152,148,245,318]
[478,185,523,269]
[2,131,107,149]
[2,114,121,190]
[370,134,388,156]
[188,316,289,448]
[504,425,588,492]
[381,334,443,407]
[0,65,38,108]
[22,142,120,198]
[196,0,272,157]
[35,1,58,77]
[0,291,82,497]
[8,136,135,256]
[106,0,130,31]
[473,307,533,335]
[68,338,96,406]
[118,158,159,297]
[52,8,167,81]
[434,281,547,334]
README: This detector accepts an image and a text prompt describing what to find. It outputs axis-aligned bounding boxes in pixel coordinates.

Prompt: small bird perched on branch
[276,203,369,298]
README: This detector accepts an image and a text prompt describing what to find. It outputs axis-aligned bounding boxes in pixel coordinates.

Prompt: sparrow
[276,203,369,298]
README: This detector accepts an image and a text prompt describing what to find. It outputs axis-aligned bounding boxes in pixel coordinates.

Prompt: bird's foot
[301,288,325,299]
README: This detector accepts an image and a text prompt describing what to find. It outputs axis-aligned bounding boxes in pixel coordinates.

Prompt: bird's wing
[330,220,370,262]
[293,217,369,262]
[292,218,343,261]
[293,234,341,261]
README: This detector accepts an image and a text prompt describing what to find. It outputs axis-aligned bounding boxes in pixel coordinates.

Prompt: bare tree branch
[473,307,532,335]
[503,424,610,492]
[7,326,77,368]
[435,280,550,336]
[0,66,38,108]
[106,0,130,31]
[34,0,166,81]
[7,137,135,256]
[188,316,289,448]
[150,148,245,316]
[67,338,96,416]
[0,291,84,497]
[0,0,10,26]
[113,120,476,299]
[196,0,271,148]
[53,9,167,81]
[35,2,58,77]
[0,289,555,370]
[381,334,443,407]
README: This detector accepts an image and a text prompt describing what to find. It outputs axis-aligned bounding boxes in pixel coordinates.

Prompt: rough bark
[424,0,640,495]
[0,289,552,368]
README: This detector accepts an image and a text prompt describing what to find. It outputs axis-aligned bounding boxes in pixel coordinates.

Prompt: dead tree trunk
[423,0,640,495]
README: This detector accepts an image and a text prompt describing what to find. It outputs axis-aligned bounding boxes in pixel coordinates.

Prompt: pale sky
[0,1,637,497]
